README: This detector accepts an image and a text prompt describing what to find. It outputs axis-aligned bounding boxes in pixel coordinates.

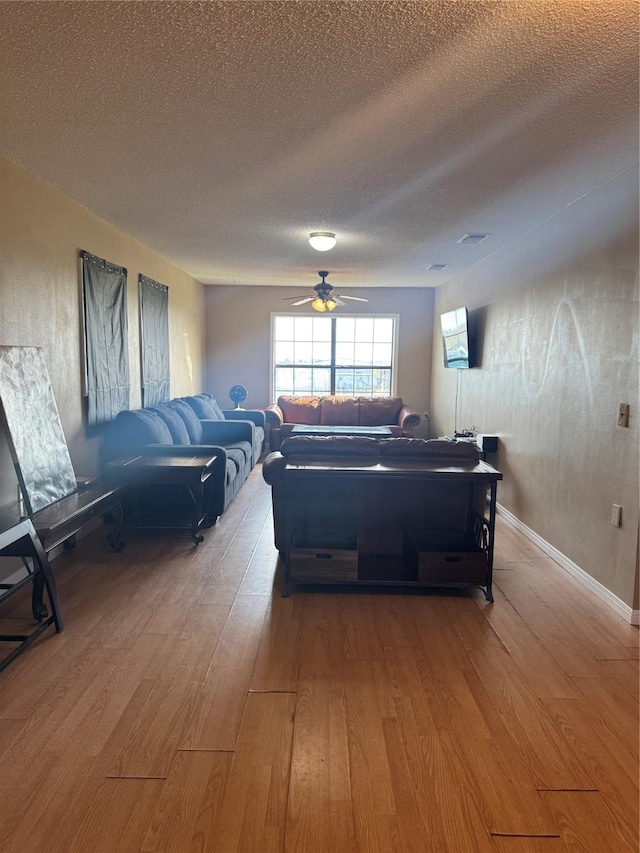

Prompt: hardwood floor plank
[540,698,639,825]
[342,660,399,852]
[108,674,199,778]
[140,751,233,853]
[492,838,563,853]
[392,695,495,852]
[249,591,304,692]
[2,753,107,853]
[571,675,638,748]
[205,692,295,853]
[540,790,639,853]
[286,675,356,852]
[68,777,165,853]
[481,580,579,699]
[372,594,422,648]
[482,571,609,678]
[180,593,270,750]
[461,668,597,791]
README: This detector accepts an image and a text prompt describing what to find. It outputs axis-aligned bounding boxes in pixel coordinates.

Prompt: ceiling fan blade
[282,294,311,301]
[290,296,314,306]
[339,294,369,302]
[332,297,346,306]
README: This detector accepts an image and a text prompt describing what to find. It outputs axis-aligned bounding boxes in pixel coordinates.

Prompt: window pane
[354,342,373,365]
[294,341,312,364]
[354,369,373,393]
[335,317,355,341]
[373,369,391,394]
[312,368,331,393]
[372,342,392,366]
[354,317,374,342]
[313,317,332,341]
[274,315,294,340]
[335,369,355,395]
[274,341,294,364]
[293,367,313,394]
[294,316,313,340]
[335,341,354,364]
[374,317,394,343]
[274,367,293,397]
[312,341,331,365]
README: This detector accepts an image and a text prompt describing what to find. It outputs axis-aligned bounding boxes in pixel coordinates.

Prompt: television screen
[441,306,471,368]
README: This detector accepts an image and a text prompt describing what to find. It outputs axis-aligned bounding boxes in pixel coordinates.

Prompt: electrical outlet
[618,403,629,427]
[610,504,622,527]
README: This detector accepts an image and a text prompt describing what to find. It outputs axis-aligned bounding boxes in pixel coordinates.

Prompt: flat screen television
[441,306,472,368]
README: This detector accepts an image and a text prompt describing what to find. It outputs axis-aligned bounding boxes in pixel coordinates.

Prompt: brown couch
[264,395,420,450]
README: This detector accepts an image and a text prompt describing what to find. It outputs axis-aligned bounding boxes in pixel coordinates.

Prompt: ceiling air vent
[426,263,449,271]
[457,233,490,244]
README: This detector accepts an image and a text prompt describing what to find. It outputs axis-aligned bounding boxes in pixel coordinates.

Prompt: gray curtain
[139,274,169,407]
[81,250,130,425]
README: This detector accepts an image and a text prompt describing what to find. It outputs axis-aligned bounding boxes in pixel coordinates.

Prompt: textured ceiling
[0,1,637,289]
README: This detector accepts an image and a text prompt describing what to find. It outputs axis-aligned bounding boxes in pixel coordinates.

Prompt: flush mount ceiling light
[308,231,337,251]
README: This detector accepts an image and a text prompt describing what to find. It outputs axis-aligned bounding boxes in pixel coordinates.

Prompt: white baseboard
[497,503,639,625]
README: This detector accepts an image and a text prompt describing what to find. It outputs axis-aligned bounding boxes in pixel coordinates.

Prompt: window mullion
[330,318,337,395]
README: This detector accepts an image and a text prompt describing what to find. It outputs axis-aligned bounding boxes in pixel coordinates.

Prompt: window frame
[270,312,399,403]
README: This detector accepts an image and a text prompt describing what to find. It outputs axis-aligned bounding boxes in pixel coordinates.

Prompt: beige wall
[0,157,206,506]
[430,168,639,609]
[204,285,434,438]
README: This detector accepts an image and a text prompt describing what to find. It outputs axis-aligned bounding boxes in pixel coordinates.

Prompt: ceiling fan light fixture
[325,298,337,311]
[311,296,327,312]
[309,231,337,251]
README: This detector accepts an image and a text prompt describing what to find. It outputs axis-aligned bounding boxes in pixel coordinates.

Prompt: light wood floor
[0,464,638,853]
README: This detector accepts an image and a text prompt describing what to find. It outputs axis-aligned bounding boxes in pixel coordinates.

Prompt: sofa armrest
[261,451,287,485]
[264,404,284,428]
[200,419,255,445]
[223,409,266,429]
[398,406,421,433]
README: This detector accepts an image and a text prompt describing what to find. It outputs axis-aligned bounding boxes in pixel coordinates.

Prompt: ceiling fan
[282,271,369,312]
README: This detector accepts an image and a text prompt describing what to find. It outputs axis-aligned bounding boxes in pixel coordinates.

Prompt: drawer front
[417,551,487,584]
[290,548,358,582]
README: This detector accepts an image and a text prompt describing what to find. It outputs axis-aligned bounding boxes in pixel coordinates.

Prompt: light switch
[618,403,629,428]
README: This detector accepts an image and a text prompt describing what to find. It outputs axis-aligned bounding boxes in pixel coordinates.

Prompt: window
[272,314,397,399]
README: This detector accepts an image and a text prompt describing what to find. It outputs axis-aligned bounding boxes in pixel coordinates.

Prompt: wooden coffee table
[106,454,218,544]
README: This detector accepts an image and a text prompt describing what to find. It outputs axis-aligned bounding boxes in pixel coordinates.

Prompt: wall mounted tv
[441,306,472,368]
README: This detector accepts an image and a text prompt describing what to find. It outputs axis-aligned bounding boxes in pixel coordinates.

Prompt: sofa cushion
[184,393,224,421]
[278,396,321,425]
[358,396,403,426]
[110,409,173,445]
[224,440,253,467]
[380,437,479,462]
[168,399,203,443]
[150,404,191,444]
[319,396,360,426]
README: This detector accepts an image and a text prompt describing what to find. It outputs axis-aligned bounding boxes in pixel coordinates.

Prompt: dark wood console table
[106,454,218,544]
[280,457,502,600]
[0,511,64,672]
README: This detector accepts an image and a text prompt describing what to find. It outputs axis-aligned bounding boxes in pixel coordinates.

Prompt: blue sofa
[101,393,265,524]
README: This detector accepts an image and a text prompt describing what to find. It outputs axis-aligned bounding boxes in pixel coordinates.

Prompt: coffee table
[290,425,393,438]
[106,454,218,544]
